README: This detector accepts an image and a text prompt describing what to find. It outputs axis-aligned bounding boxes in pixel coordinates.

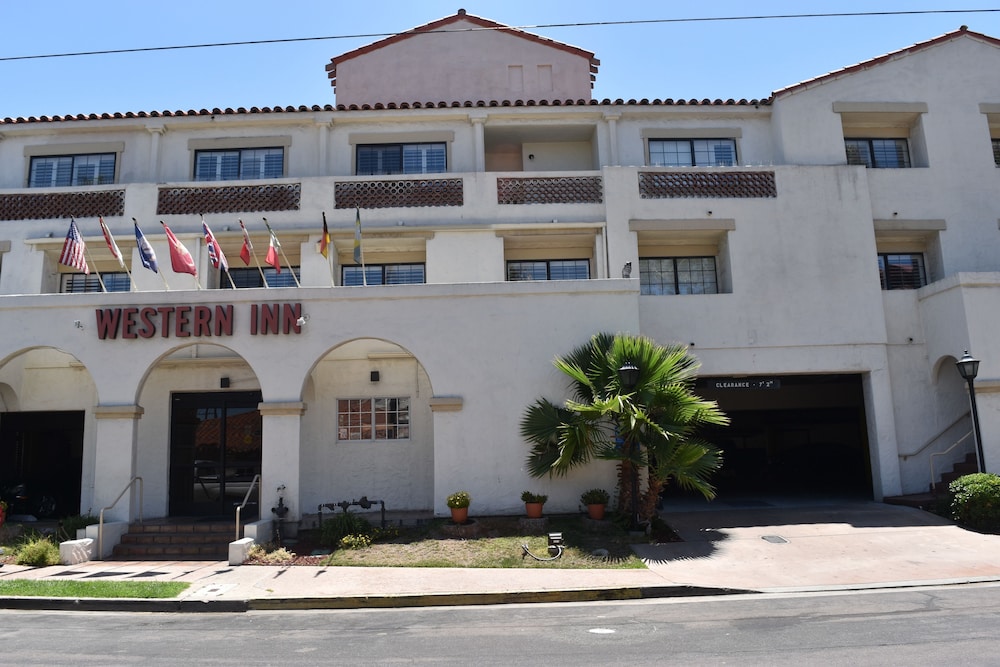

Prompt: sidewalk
[1,501,999,612]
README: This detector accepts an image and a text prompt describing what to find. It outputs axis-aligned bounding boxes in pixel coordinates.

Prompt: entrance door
[169,391,262,518]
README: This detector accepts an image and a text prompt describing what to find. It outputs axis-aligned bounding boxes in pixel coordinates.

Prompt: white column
[318,120,332,175]
[258,401,306,529]
[147,125,165,182]
[470,115,486,172]
[603,112,621,167]
[92,405,143,522]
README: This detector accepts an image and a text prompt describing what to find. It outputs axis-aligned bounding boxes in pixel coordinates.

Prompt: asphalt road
[3,584,998,665]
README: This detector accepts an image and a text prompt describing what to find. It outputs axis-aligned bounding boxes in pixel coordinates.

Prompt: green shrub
[949,473,1000,533]
[15,536,61,567]
[446,491,471,509]
[319,511,372,547]
[521,491,548,504]
[580,488,610,505]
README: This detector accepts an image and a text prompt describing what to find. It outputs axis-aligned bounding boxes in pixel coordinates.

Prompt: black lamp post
[618,361,641,530]
[956,350,986,473]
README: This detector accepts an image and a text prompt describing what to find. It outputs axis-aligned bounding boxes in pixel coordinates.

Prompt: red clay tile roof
[0,98,771,125]
[773,26,1000,98]
[326,9,600,91]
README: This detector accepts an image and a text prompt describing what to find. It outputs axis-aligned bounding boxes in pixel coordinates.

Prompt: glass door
[169,391,262,518]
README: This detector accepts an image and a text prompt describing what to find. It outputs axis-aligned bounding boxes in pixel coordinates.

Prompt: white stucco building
[1,10,998,537]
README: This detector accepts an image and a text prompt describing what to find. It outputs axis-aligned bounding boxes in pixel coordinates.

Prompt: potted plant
[580,488,610,520]
[521,491,548,518]
[446,491,471,524]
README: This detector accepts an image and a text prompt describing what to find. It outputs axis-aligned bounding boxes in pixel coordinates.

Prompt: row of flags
[58,209,365,290]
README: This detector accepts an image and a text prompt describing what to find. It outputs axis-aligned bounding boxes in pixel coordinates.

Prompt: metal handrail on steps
[98,476,143,559]
[235,474,261,542]
[899,411,970,460]
[930,431,974,491]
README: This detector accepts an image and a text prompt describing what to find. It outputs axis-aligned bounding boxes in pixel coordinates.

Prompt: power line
[2,9,999,62]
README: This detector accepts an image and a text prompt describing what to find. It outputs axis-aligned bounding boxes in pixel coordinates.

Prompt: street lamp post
[618,361,641,530]
[956,350,987,473]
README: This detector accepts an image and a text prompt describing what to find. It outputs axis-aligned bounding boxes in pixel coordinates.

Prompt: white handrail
[98,476,143,559]
[235,474,261,541]
[929,431,974,491]
[900,411,970,459]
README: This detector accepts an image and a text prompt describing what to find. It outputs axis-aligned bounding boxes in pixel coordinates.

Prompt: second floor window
[342,263,425,286]
[61,272,131,293]
[640,257,718,295]
[226,266,300,288]
[30,153,116,187]
[878,253,926,290]
[195,147,284,181]
[507,259,590,281]
[356,143,446,175]
[648,139,737,167]
[845,138,911,168]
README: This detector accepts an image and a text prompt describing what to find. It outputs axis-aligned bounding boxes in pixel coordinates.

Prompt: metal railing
[98,476,143,559]
[899,411,970,460]
[235,474,261,541]
[929,431,974,491]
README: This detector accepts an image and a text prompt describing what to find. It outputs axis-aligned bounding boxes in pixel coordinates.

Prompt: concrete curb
[0,584,756,613]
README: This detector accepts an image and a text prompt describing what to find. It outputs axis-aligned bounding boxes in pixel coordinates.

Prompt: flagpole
[83,243,107,292]
[99,216,135,291]
[262,217,301,287]
[241,219,270,288]
[322,211,334,287]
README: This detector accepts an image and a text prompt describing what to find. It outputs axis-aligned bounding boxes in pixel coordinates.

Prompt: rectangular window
[29,153,116,187]
[342,263,425,286]
[648,139,737,167]
[226,266,300,288]
[337,397,410,441]
[845,138,911,168]
[639,257,718,295]
[878,253,926,290]
[993,138,1000,167]
[194,147,284,181]
[356,143,446,175]
[61,272,131,293]
[506,259,590,281]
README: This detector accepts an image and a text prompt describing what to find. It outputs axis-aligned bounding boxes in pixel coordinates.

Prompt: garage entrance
[687,374,872,499]
[0,411,84,518]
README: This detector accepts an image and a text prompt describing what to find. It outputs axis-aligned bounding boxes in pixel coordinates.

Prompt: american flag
[59,219,89,274]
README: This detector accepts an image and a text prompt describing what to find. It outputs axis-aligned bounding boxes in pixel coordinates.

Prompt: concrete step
[111,520,233,561]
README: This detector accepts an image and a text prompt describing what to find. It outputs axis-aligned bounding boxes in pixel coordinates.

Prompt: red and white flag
[59,219,89,274]
[265,233,281,273]
[202,218,229,272]
[238,219,253,265]
[98,216,125,269]
[161,222,197,276]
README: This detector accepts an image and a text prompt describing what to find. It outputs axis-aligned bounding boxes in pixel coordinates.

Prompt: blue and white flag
[134,220,159,273]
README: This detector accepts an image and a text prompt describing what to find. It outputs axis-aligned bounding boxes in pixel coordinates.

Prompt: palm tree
[521,332,728,524]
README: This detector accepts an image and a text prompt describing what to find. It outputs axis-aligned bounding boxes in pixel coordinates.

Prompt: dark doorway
[169,391,262,518]
[0,411,84,518]
[670,374,872,500]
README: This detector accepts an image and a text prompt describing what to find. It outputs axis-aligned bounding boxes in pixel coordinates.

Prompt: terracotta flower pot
[586,503,606,521]
[525,502,544,518]
[450,506,469,524]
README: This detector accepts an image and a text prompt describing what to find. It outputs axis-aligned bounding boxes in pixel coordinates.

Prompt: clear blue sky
[3,1,999,119]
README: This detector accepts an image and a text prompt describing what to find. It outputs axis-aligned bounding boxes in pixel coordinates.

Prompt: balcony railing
[497,176,603,205]
[639,170,777,199]
[0,189,126,220]
[334,178,464,209]
[157,183,302,215]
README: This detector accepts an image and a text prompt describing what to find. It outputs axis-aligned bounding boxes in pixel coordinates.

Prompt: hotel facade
[1,11,999,541]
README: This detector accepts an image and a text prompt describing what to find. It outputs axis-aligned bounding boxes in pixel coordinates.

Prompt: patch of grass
[0,580,189,598]
[314,515,648,569]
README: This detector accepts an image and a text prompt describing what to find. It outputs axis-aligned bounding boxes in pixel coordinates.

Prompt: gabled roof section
[773,26,1000,98]
[325,8,600,91]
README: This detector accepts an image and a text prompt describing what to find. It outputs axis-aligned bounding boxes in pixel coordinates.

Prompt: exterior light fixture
[618,361,639,390]
[956,351,986,473]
